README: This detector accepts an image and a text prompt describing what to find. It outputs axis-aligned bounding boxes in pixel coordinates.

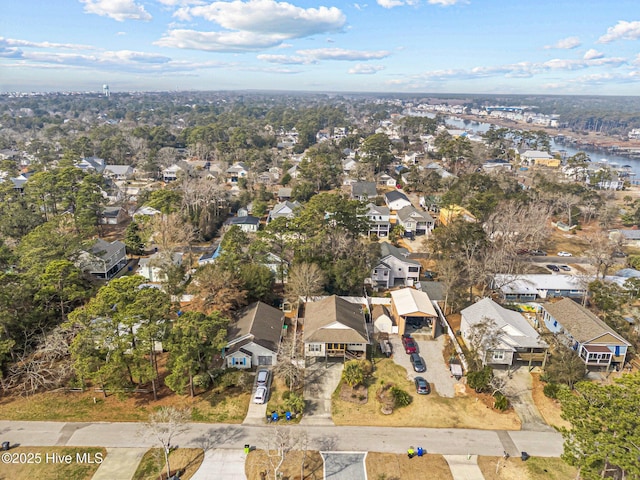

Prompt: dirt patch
[530,374,571,430]
[339,383,368,404]
[245,450,324,480]
[133,448,204,480]
[366,452,453,480]
[477,456,577,480]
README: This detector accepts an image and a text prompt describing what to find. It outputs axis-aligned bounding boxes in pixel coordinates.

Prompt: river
[442,116,640,177]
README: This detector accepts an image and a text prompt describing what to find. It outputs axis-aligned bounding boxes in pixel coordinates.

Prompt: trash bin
[244,444,250,454]
[521,452,530,462]
[417,447,424,457]
[271,412,279,422]
[1,442,9,451]
[285,411,292,421]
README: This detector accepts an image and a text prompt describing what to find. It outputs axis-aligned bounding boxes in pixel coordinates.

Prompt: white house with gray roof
[267,201,301,223]
[461,298,548,366]
[384,190,412,211]
[350,181,378,201]
[364,203,390,237]
[396,205,434,236]
[371,242,421,289]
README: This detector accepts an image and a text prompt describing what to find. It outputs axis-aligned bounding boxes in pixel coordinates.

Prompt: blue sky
[1,0,639,94]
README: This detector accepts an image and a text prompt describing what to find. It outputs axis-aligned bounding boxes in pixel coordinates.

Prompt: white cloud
[377,0,417,8]
[80,0,152,22]
[427,0,465,5]
[116,31,127,36]
[583,48,604,60]
[296,47,390,60]
[544,36,581,50]
[598,20,640,43]
[348,63,385,74]
[155,29,286,52]
[257,54,316,65]
[353,3,368,10]
[0,37,96,50]
[186,0,345,37]
[156,0,204,5]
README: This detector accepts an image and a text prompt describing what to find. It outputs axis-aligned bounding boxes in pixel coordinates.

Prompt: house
[287,164,300,179]
[267,201,301,223]
[226,163,248,184]
[372,304,397,334]
[542,298,631,369]
[303,295,369,361]
[521,150,560,168]
[350,181,377,201]
[492,274,588,302]
[390,288,438,337]
[277,187,292,201]
[609,229,640,248]
[384,190,412,211]
[10,173,30,192]
[371,242,421,289]
[364,203,390,237]
[77,156,106,174]
[103,164,134,181]
[396,206,434,236]
[99,206,128,225]
[78,238,127,280]
[460,298,548,367]
[133,206,161,217]
[137,251,183,283]
[482,160,513,173]
[376,173,397,187]
[162,164,182,182]
[342,158,358,176]
[224,215,260,233]
[225,302,285,368]
[438,204,476,226]
[259,252,289,284]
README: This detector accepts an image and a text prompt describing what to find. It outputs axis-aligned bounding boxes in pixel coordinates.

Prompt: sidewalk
[444,455,486,480]
[92,448,147,480]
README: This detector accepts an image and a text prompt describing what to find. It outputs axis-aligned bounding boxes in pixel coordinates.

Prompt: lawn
[265,375,303,423]
[245,449,324,480]
[530,373,571,431]
[366,452,453,480]
[132,448,204,480]
[0,385,250,423]
[331,358,521,430]
[0,447,106,480]
[477,456,577,480]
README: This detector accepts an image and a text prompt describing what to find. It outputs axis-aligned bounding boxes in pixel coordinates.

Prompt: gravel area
[389,333,457,398]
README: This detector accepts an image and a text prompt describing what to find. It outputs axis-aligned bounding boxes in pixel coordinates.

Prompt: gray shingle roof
[304,296,369,344]
[396,205,434,223]
[351,181,377,197]
[379,242,420,266]
[228,301,284,353]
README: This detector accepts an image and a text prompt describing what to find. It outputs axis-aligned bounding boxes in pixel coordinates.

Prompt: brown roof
[543,298,630,345]
[227,301,284,353]
[304,296,369,344]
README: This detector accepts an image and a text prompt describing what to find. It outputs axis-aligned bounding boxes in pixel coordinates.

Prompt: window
[384,271,388,276]
[408,267,419,272]
[232,357,247,366]
[374,269,378,274]
[309,344,322,352]
[492,351,505,361]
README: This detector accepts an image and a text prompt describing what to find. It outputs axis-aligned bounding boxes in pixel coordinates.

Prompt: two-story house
[396,205,434,236]
[371,242,421,289]
[364,203,390,237]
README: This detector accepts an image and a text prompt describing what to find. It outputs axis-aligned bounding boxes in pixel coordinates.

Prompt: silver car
[256,369,270,387]
[253,386,268,404]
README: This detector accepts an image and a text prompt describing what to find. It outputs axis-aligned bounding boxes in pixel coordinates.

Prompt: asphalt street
[0,421,564,458]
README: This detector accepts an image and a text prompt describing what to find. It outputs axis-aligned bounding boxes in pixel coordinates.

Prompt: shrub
[467,366,493,393]
[543,382,561,399]
[342,360,365,387]
[493,392,509,411]
[390,386,412,408]
[193,373,211,390]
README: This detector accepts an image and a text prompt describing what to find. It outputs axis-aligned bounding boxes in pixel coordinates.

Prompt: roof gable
[304,296,369,344]
[391,288,437,317]
[228,301,284,353]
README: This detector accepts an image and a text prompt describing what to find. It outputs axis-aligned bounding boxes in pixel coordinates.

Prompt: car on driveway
[253,386,268,404]
[558,265,571,271]
[546,264,560,272]
[557,251,572,257]
[402,335,417,354]
[410,353,426,372]
[256,369,270,387]
[414,376,431,395]
[530,250,547,256]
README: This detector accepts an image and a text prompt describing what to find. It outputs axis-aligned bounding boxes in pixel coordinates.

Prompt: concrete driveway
[91,448,147,480]
[300,358,343,425]
[190,449,247,480]
[389,333,457,398]
[321,452,367,480]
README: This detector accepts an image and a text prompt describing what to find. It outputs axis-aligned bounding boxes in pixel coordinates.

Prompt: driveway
[389,333,457,398]
[300,358,343,425]
[91,448,147,480]
[494,367,553,432]
[444,455,486,480]
[321,452,367,480]
[243,372,269,425]
[190,449,247,480]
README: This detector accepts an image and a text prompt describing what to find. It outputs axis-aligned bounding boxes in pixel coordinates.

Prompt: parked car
[613,251,627,258]
[530,250,547,256]
[546,264,560,272]
[516,249,530,255]
[256,369,270,387]
[410,353,426,372]
[253,386,268,404]
[414,376,431,395]
[558,265,571,271]
[402,335,417,354]
[557,251,572,257]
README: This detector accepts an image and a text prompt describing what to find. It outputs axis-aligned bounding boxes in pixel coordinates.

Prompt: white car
[557,251,572,257]
[253,386,268,404]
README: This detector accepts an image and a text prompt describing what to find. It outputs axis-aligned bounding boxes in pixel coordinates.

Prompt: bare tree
[273,333,304,391]
[142,407,192,480]
[259,427,307,480]
[285,262,326,304]
[584,232,618,279]
[465,317,500,371]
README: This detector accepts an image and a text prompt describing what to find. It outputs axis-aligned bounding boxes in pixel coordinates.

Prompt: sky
[1,0,640,94]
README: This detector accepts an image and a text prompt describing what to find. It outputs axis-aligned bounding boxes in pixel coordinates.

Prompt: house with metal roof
[223,215,260,233]
[371,242,421,289]
[541,298,630,370]
[460,298,548,367]
[390,287,438,337]
[303,296,369,361]
[492,274,589,302]
[225,301,285,369]
[384,190,412,211]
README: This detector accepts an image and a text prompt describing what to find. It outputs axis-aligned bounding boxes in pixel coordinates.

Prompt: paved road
[0,421,564,457]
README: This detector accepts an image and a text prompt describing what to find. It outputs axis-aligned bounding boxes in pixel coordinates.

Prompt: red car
[402,335,417,354]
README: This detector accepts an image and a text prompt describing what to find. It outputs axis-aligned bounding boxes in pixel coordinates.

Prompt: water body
[443,116,640,176]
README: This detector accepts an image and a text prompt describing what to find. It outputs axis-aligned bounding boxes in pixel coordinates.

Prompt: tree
[35,260,91,323]
[360,133,394,173]
[273,333,304,391]
[559,373,640,480]
[285,263,326,304]
[124,221,144,255]
[165,311,228,397]
[464,317,500,371]
[543,339,586,389]
[239,263,275,304]
[188,263,247,316]
[467,365,493,393]
[142,407,192,480]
